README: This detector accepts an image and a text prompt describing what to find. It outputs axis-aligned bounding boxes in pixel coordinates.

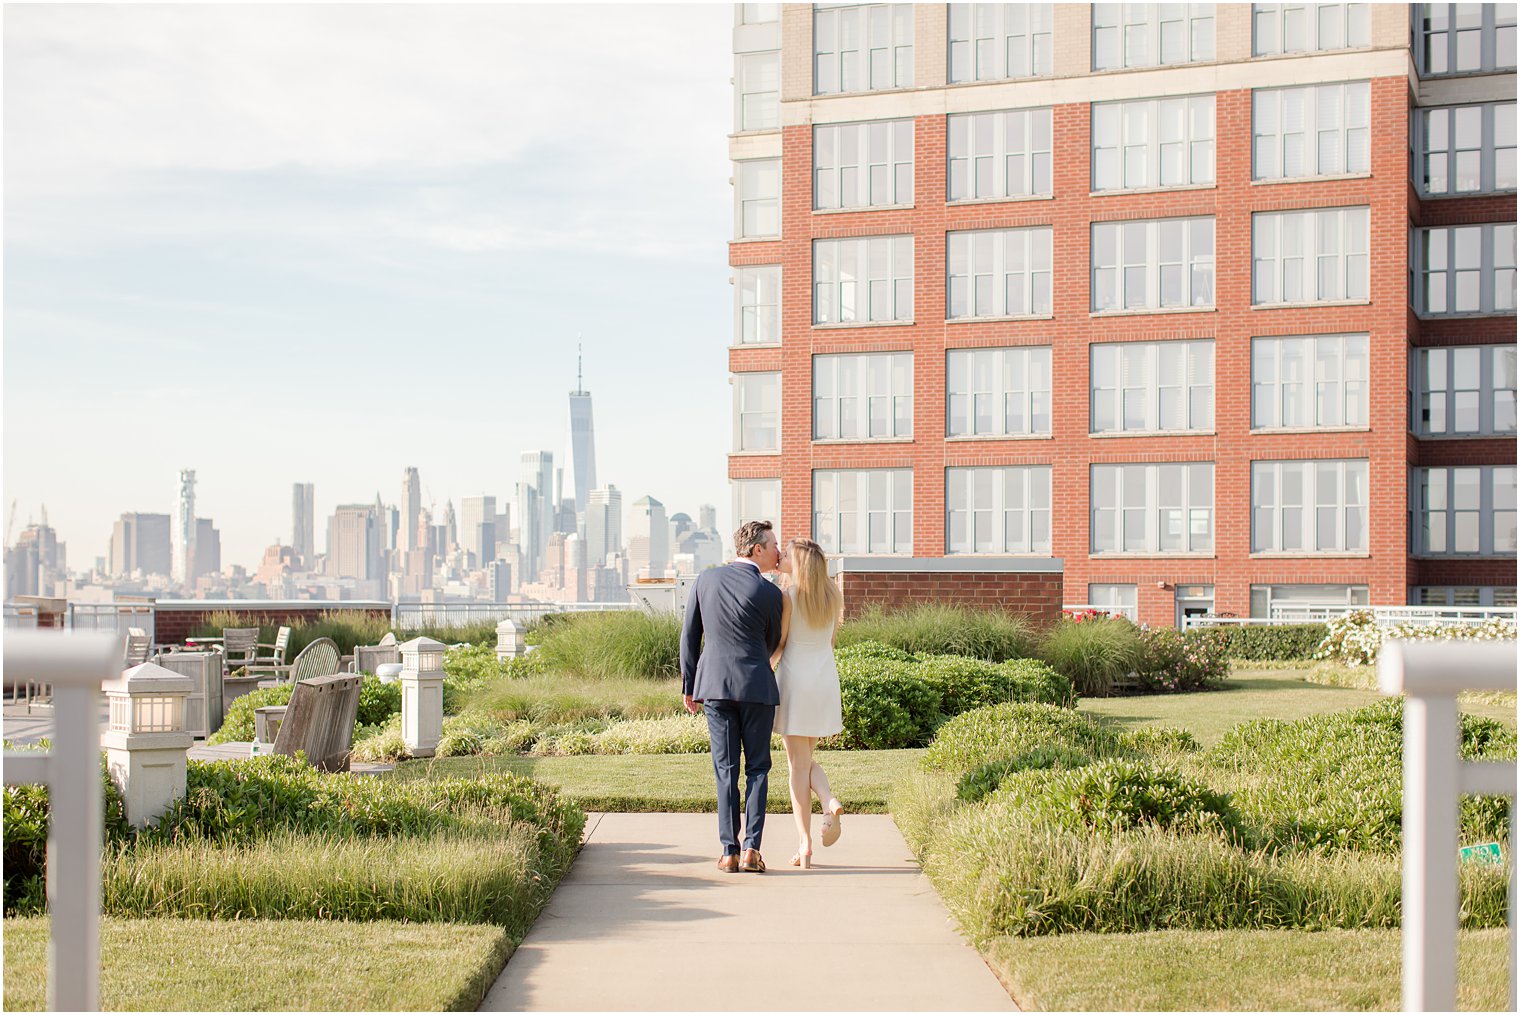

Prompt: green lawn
[988,927,1512,1012]
[3,916,510,1012]
[388,748,923,812]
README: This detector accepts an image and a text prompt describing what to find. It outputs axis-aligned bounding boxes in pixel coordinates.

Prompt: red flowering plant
[1133,625,1231,694]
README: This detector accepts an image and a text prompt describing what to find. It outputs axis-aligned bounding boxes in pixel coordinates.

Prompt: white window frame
[1090,340,1215,434]
[1251,206,1369,306]
[813,468,914,554]
[736,50,780,132]
[1090,462,1215,555]
[948,3,1053,82]
[733,372,781,453]
[1252,3,1370,55]
[948,108,1054,202]
[1412,224,1518,316]
[946,466,1052,554]
[1250,583,1369,617]
[1252,82,1371,181]
[814,120,914,210]
[733,478,782,527]
[948,228,1053,319]
[813,235,914,325]
[1414,466,1518,556]
[1250,459,1369,554]
[1092,95,1216,192]
[739,4,781,25]
[947,346,1052,437]
[1251,334,1369,430]
[1417,102,1518,196]
[1415,4,1518,77]
[735,265,781,346]
[735,159,780,239]
[813,352,914,440]
[1412,586,1517,607]
[814,4,915,96]
[1092,3,1216,70]
[1092,217,1216,312]
[1413,345,1519,437]
[1087,584,1139,619]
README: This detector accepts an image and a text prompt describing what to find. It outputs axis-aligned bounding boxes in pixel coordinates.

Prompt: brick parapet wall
[837,569,1063,626]
[152,605,391,646]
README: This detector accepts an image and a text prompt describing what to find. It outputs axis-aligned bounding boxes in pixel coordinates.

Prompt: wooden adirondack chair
[123,627,152,667]
[244,626,292,682]
[222,627,260,672]
[260,636,343,688]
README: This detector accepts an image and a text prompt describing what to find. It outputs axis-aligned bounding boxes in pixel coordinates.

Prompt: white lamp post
[496,617,525,660]
[398,636,446,758]
[102,662,195,828]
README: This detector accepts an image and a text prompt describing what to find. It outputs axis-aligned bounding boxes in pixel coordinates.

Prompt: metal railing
[66,603,156,644]
[1378,640,1517,1012]
[2,630,122,1011]
[1185,604,1518,630]
[390,600,634,630]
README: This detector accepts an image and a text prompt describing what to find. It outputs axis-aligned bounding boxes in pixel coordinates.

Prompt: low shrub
[835,658,943,749]
[916,655,1073,715]
[1124,726,1202,755]
[1133,627,1231,694]
[833,640,918,664]
[836,604,1034,661]
[585,714,712,755]
[530,611,681,679]
[1219,624,1328,661]
[995,759,1245,841]
[956,745,1094,804]
[1039,616,1141,696]
[3,753,133,915]
[1314,610,1517,666]
[922,702,1131,776]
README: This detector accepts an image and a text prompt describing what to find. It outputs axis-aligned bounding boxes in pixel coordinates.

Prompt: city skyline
[3,4,739,574]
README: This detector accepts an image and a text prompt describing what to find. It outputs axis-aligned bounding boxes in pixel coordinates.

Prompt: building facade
[109,512,171,578]
[291,482,315,568]
[728,2,1517,626]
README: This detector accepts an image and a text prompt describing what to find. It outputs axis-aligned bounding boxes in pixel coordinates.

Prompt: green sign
[1459,842,1503,865]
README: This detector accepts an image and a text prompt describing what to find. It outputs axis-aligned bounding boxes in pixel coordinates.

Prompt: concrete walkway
[481,811,1016,1012]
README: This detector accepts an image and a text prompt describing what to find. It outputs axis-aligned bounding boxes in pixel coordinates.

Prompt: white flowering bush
[1314,610,1516,666]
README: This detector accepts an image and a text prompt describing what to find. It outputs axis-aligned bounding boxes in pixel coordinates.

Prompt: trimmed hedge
[1219,624,1328,661]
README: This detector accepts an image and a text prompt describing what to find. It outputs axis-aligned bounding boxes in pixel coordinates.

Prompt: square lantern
[398,637,446,758]
[104,663,194,736]
[102,663,196,827]
[400,636,446,678]
[496,618,525,660]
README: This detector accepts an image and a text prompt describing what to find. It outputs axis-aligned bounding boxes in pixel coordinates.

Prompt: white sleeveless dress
[773,590,844,738]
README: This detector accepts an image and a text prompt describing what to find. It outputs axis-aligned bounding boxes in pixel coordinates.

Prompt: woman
[771,537,846,869]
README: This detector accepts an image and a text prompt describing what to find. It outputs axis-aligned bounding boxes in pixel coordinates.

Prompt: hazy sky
[4,2,737,571]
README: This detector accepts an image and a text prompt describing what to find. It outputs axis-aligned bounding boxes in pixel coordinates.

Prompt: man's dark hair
[733,520,774,559]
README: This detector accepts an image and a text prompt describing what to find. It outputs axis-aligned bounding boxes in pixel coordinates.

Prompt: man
[680,519,784,873]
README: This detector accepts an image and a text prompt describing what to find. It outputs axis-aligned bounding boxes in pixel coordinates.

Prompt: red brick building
[729,3,1517,626]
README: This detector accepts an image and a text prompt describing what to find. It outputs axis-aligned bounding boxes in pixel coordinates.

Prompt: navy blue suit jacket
[680,561,784,705]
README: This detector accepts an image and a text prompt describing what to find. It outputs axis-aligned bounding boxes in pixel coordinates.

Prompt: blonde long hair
[789,538,842,628]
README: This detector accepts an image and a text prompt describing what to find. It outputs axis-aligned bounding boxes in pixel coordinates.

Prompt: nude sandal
[790,850,813,869]
[820,800,844,847]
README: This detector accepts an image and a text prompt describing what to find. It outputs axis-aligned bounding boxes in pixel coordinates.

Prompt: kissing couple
[679,519,846,873]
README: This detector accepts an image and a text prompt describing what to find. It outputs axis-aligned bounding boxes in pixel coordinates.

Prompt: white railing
[390,600,634,630]
[1185,604,1518,630]
[2,630,122,1012]
[1378,639,1517,1013]
[66,603,155,645]
[1060,602,1138,622]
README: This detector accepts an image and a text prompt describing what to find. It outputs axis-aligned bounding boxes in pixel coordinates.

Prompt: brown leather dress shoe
[717,854,741,873]
[739,848,766,873]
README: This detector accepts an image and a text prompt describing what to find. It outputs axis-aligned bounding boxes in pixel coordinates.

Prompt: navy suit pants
[703,699,774,854]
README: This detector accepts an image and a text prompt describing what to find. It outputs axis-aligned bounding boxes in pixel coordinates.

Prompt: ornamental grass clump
[1038,615,1142,696]
[530,611,682,679]
[836,603,1034,661]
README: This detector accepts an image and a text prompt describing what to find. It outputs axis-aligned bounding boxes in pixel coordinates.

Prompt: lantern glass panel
[133,695,183,733]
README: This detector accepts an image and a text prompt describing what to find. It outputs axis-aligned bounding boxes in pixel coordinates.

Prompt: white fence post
[3,630,121,1012]
[1379,639,1518,1013]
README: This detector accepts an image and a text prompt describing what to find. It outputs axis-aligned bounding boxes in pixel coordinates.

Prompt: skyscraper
[628,494,668,580]
[292,482,315,568]
[585,484,623,565]
[173,469,196,585]
[518,452,555,581]
[193,518,221,579]
[400,467,421,556]
[566,346,598,527]
[459,495,497,567]
[109,512,171,577]
[327,504,382,582]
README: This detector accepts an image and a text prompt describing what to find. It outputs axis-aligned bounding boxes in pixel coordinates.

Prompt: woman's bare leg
[809,757,839,813]
[783,735,814,857]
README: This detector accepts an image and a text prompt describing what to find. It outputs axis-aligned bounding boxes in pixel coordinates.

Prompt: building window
[948,228,1053,318]
[1413,224,1518,315]
[1087,583,1139,619]
[1092,217,1215,312]
[947,466,1052,554]
[1092,3,1216,70]
[813,352,914,440]
[948,3,1053,82]
[813,468,913,554]
[1251,207,1369,305]
[948,108,1053,201]
[813,235,914,324]
[1092,95,1215,192]
[1414,345,1518,436]
[1413,586,1517,606]
[1250,583,1368,617]
[1252,82,1370,180]
[1251,459,1369,553]
[1416,4,1517,76]
[735,159,780,239]
[1253,3,1370,54]
[814,120,914,210]
[1251,334,1369,429]
[739,4,781,25]
[733,478,782,526]
[947,346,1052,437]
[1090,341,1214,434]
[1418,102,1518,195]
[1091,462,1214,554]
[735,265,781,346]
[1415,466,1518,555]
[737,51,780,132]
[733,373,780,453]
[814,4,914,95]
